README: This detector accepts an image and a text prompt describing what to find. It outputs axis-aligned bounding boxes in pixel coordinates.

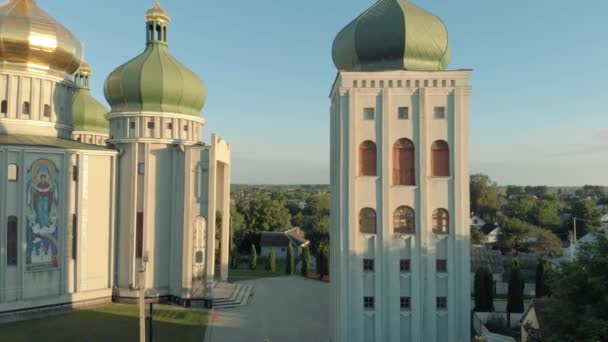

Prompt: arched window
[431,140,450,177]
[359,208,377,234]
[394,206,415,234]
[359,141,377,176]
[433,209,449,234]
[1,100,7,114]
[7,163,18,181]
[7,216,18,266]
[22,102,30,115]
[156,25,162,41]
[393,138,415,185]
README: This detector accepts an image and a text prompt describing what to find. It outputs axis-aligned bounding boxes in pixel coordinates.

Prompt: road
[206,276,330,342]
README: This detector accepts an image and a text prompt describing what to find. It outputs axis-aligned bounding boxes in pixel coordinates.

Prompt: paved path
[206,276,330,342]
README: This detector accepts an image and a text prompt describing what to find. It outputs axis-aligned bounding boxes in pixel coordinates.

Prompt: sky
[39,0,608,186]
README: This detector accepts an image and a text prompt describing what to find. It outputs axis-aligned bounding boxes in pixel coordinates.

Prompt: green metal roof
[332,0,451,72]
[104,42,206,117]
[72,87,109,133]
[0,135,115,151]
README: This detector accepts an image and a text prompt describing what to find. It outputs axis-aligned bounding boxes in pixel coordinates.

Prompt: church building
[0,0,230,314]
[329,1,472,341]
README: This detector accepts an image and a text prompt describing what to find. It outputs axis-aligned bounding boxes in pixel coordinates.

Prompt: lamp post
[139,252,149,342]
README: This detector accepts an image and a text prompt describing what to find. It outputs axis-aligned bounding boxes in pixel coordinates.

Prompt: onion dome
[72,62,109,133]
[0,0,83,75]
[104,2,206,116]
[332,0,450,72]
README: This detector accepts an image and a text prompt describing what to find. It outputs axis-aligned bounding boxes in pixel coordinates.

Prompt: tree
[530,228,562,256]
[532,199,560,231]
[525,186,548,198]
[507,259,525,315]
[569,200,602,238]
[250,244,257,270]
[506,185,524,198]
[470,174,501,221]
[267,248,276,272]
[231,250,239,270]
[243,192,292,232]
[474,266,495,312]
[471,225,485,245]
[301,246,310,276]
[542,235,608,342]
[505,195,537,222]
[286,244,295,275]
[535,257,550,298]
[497,215,534,254]
[317,242,330,278]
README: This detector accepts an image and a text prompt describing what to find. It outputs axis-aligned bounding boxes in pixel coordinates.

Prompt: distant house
[260,228,309,258]
[520,299,551,342]
[480,224,501,245]
[552,228,608,265]
[471,215,487,228]
[601,213,608,223]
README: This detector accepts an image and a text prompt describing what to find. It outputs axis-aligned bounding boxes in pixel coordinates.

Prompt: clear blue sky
[41,0,607,186]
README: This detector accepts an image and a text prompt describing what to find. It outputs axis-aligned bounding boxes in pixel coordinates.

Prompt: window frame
[433,209,450,234]
[363,258,375,272]
[400,259,411,273]
[437,297,448,310]
[359,141,377,177]
[363,296,375,310]
[393,138,415,186]
[431,140,450,177]
[436,259,447,273]
[359,208,377,234]
[363,107,375,121]
[400,297,411,310]
[397,106,409,120]
[393,206,415,234]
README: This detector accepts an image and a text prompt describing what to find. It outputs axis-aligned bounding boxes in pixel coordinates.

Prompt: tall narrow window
[8,163,18,181]
[431,140,450,177]
[359,208,377,234]
[359,141,377,177]
[1,100,7,114]
[43,104,51,117]
[72,214,78,260]
[136,212,144,258]
[394,206,415,234]
[393,138,415,185]
[22,102,30,115]
[72,165,78,182]
[7,216,18,266]
[433,209,449,234]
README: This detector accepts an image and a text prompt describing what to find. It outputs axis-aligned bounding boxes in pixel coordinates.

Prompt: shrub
[286,244,295,275]
[301,246,310,276]
[485,315,510,335]
[250,245,257,270]
[267,248,276,272]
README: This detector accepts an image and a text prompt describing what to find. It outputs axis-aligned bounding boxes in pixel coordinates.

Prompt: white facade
[330,70,472,342]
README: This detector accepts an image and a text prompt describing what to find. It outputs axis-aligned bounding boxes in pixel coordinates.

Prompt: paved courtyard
[206,276,330,342]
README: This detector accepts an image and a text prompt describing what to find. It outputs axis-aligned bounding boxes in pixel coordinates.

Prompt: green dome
[332,0,450,72]
[72,63,109,133]
[103,3,206,116]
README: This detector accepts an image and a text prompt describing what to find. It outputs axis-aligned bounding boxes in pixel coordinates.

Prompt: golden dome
[145,1,170,23]
[0,0,83,75]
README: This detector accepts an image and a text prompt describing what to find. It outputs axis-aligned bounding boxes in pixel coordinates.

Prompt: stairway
[212,283,255,309]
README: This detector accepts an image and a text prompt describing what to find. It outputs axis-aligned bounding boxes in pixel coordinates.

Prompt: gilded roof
[0,0,83,75]
[332,0,450,72]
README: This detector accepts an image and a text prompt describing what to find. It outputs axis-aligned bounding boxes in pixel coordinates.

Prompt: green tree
[569,200,602,238]
[250,245,257,270]
[231,250,239,270]
[530,228,562,256]
[244,192,292,232]
[286,244,295,275]
[505,195,537,222]
[470,174,501,221]
[507,259,525,314]
[471,225,485,245]
[543,235,608,342]
[474,266,495,312]
[535,257,550,298]
[317,242,330,278]
[301,246,311,276]
[525,186,548,198]
[267,248,276,272]
[532,199,560,230]
[506,185,524,198]
[497,215,534,254]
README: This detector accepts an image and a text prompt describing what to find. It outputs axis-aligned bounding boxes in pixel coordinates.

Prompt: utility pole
[139,252,149,342]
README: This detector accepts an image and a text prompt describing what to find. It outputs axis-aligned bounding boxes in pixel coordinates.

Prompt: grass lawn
[229,257,291,281]
[0,303,208,342]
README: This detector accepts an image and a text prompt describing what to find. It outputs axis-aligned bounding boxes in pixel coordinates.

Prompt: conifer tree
[250,245,257,270]
[301,246,311,276]
[286,244,295,275]
[267,248,276,272]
